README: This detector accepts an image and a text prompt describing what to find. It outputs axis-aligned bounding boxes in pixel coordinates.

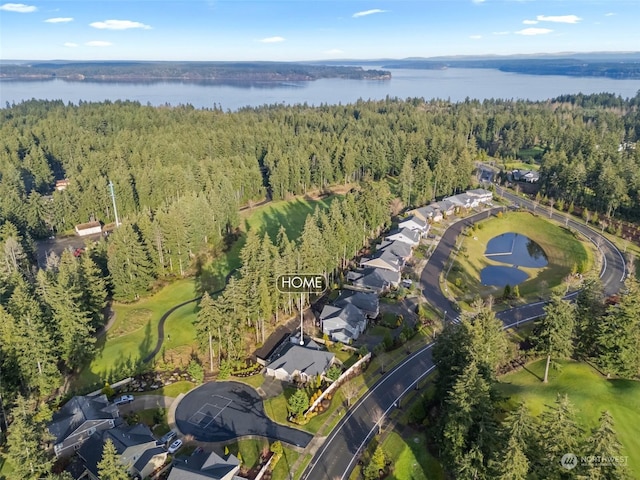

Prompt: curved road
[303,191,626,480]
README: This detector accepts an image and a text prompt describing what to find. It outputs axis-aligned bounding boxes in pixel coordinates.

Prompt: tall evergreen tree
[583,411,629,480]
[107,222,155,301]
[597,276,640,378]
[97,438,129,480]
[5,395,54,480]
[531,295,575,383]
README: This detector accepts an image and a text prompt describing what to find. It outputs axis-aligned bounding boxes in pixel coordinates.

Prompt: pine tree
[583,411,629,480]
[597,276,640,378]
[363,445,386,480]
[194,292,223,372]
[107,222,155,301]
[97,438,129,480]
[531,295,575,383]
[535,394,583,478]
[574,275,605,359]
[287,388,309,417]
[5,395,54,480]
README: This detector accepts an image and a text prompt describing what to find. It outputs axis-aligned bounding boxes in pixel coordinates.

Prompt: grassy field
[382,431,444,480]
[498,359,640,478]
[447,211,594,305]
[75,195,338,391]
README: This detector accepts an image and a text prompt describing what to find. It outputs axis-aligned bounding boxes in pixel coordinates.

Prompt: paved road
[303,194,626,480]
[174,381,313,448]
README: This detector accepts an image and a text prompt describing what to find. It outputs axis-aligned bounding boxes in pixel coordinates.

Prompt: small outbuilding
[75,221,102,237]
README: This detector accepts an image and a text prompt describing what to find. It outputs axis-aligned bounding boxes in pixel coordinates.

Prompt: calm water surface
[2,68,640,110]
[481,232,549,286]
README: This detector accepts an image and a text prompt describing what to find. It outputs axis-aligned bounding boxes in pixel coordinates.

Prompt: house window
[87,428,96,436]
[109,420,115,427]
[74,444,81,451]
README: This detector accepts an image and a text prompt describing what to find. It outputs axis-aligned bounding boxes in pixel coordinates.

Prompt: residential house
[347,267,401,293]
[48,394,119,458]
[466,188,493,204]
[513,169,540,183]
[398,215,429,236]
[55,179,70,191]
[411,205,443,223]
[334,290,380,318]
[168,450,247,480]
[385,227,420,247]
[433,199,456,217]
[75,221,102,237]
[265,335,336,383]
[74,424,167,480]
[376,240,412,264]
[361,248,403,272]
[319,303,367,343]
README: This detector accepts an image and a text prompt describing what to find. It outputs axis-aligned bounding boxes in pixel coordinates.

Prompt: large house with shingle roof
[346,267,401,293]
[73,423,166,480]
[48,394,119,458]
[334,290,379,319]
[385,227,421,247]
[265,335,336,383]
[319,303,368,343]
[168,450,247,480]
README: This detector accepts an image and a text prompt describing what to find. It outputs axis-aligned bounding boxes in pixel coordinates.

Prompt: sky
[1,0,639,61]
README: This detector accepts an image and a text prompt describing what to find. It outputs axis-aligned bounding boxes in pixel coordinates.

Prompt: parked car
[168,439,183,454]
[401,278,413,288]
[159,430,177,445]
[113,394,134,406]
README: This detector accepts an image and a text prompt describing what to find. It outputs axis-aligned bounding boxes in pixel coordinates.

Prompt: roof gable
[49,395,118,443]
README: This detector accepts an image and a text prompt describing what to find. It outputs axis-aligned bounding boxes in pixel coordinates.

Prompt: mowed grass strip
[449,211,593,301]
[382,431,444,480]
[498,359,640,478]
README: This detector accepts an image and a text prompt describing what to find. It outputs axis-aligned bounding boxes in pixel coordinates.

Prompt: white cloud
[324,48,344,55]
[523,19,538,25]
[492,31,510,35]
[515,27,553,35]
[352,9,386,18]
[536,14,582,24]
[471,0,486,4]
[605,12,616,17]
[260,36,285,43]
[45,17,73,23]
[469,35,483,39]
[90,19,151,30]
[0,3,37,12]
[85,40,113,47]
[63,42,78,47]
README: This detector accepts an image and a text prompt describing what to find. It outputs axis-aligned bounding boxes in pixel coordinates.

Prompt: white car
[168,439,183,454]
[113,394,134,406]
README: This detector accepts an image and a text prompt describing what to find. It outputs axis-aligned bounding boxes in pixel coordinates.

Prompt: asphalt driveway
[174,381,312,447]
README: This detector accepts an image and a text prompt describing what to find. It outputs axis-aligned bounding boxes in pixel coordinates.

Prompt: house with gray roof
[434,199,456,217]
[335,290,380,318]
[466,188,493,203]
[412,205,443,223]
[74,423,166,480]
[48,394,119,458]
[398,215,429,236]
[319,303,367,344]
[168,450,247,480]
[385,227,420,247]
[265,335,335,383]
[361,248,404,272]
[347,267,401,293]
[376,240,412,263]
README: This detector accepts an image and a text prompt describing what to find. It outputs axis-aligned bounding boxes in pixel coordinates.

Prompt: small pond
[480,266,530,287]
[484,232,548,268]
[480,232,548,287]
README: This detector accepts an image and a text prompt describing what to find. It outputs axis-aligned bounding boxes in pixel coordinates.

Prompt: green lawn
[383,431,444,480]
[272,447,301,479]
[138,380,195,398]
[448,211,594,304]
[498,359,640,478]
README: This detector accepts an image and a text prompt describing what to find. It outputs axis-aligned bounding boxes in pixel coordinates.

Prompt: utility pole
[108,180,121,227]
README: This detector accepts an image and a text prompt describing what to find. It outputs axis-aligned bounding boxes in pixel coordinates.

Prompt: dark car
[160,430,177,445]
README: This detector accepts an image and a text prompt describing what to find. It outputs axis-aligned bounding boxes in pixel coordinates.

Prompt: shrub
[218,360,232,380]
[101,383,115,398]
[326,365,342,382]
[187,359,205,384]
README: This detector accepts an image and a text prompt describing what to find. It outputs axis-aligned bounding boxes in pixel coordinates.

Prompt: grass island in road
[447,211,594,306]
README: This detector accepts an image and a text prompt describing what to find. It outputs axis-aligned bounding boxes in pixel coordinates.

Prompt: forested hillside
[1,93,640,399]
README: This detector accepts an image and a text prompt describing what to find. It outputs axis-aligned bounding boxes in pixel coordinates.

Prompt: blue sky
[1,1,638,61]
